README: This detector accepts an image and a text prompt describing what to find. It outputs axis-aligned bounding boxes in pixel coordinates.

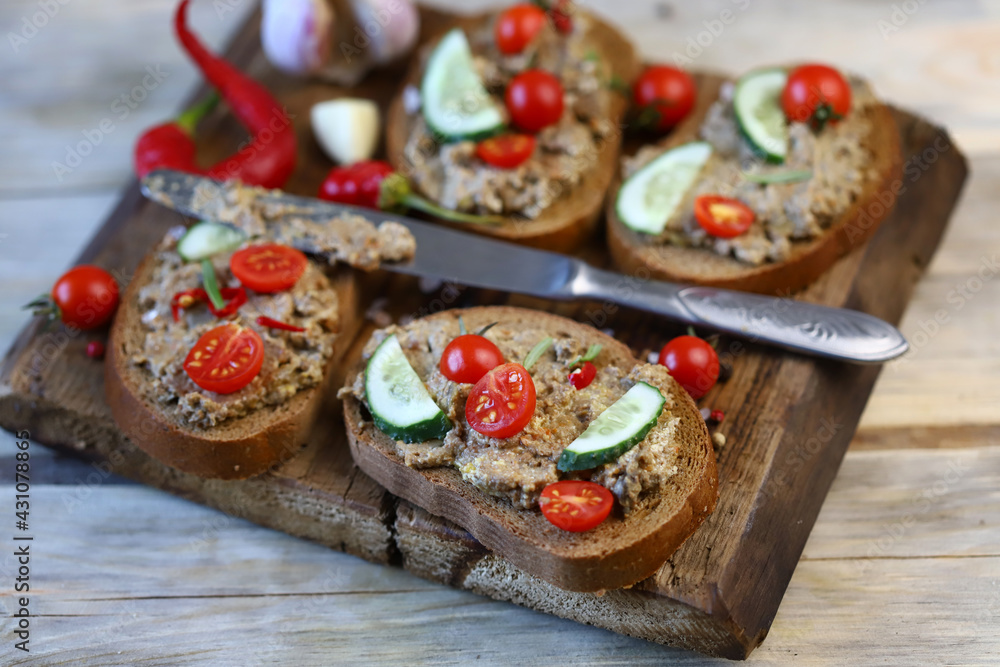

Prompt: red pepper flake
[568,361,596,390]
[86,341,105,360]
[171,287,247,321]
[709,409,725,423]
[256,316,305,333]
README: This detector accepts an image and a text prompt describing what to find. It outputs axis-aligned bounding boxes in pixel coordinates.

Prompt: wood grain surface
[0,1,997,665]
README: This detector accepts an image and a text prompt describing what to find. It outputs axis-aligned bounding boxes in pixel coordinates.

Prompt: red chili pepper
[549,0,573,34]
[135,0,297,188]
[134,94,218,178]
[256,316,305,333]
[318,160,503,225]
[171,286,247,321]
[568,361,597,390]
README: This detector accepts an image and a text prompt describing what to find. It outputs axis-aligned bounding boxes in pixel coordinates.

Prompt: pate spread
[343,319,684,513]
[131,182,416,429]
[624,77,878,265]
[403,18,617,220]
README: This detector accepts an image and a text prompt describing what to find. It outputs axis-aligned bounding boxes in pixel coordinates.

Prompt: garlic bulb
[261,0,334,76]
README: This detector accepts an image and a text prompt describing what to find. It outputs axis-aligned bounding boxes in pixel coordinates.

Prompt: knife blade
[141,170,908,364]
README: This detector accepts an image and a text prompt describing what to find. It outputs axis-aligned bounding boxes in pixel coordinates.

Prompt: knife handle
[575,268,908,364]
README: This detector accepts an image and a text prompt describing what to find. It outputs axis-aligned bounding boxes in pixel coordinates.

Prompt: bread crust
[342,306,718,592]
[105,255,359,480]
[606,75,903,294]
[385,12,641,253]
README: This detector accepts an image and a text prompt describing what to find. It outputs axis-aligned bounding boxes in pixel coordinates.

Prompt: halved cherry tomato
[495,3,547,55]
[476,134,536,169]
[183,323,265,395]
[568,361,596,390]
[694,195,755,239]
[230,244,308,294]
[539,480,614,532]
[505,69,564,133]
[632,65,696,132]
[658,335,719,400]
[466,362,536,438]
[440,334,505,384]
[781,64,851,129]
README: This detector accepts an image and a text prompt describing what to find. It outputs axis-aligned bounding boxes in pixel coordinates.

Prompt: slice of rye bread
[607,76,903,295]
[385,12,641,253]
[105,254,360,481]
[342,306,718,592]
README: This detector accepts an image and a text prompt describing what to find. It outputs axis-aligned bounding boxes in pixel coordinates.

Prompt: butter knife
[141,170,908,364]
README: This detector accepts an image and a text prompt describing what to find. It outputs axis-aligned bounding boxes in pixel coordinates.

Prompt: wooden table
[1,0,997,663]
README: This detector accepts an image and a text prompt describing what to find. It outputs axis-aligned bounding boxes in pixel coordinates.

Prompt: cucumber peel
[733,68,789,164]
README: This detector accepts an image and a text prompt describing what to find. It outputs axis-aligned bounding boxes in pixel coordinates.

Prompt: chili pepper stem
[176,92,221,136]
[402,194,505,226]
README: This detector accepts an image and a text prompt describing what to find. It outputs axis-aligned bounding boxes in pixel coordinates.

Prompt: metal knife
[141,170,908,364]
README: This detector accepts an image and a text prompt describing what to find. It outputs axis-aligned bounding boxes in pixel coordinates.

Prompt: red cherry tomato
[568,361,596,390]
[781,64,852,128]
[230,244,308,294]
[476,134,536,169]
[318,160,395,210]
[505,70,564,133]
[50,265,120,330]
[86,341,106,360]
[466,362,536,439]
[632,65,696,132]
[658,335,719,400]
[693,195,755,238]
[539,480,614,532]
[494,3,547,55]
[440,334,505,384]
[183,323,265,395]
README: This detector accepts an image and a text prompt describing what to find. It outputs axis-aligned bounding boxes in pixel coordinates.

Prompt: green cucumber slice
[421,28,505,141]
[733,68,788,163]
[557,381,666,472]
[615,141,712,235]
[364,334,452,444]
[177,222,246,262]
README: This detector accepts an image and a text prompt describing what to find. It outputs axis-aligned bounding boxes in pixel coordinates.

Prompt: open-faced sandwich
[608,63,902,294]
[340,306,718,592]
[385,3,641,252]
[106,182,416,480]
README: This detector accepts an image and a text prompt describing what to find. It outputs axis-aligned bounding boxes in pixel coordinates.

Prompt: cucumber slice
[733,68,788,163]
[421,28,505,141]
[615,142,712,235]
[177,222,246,262]
[557,381,665,472]
[364,335,452,444]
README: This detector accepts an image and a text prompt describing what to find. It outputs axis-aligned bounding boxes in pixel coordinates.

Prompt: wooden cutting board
[0,6,967,660]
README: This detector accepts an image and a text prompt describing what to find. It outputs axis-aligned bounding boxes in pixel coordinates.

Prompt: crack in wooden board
[0,6,968,661]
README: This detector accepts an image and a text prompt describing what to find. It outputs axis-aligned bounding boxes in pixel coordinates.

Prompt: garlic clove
[311,98,381,165]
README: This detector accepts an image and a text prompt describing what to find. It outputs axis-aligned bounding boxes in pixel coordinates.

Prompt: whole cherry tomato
[505,70,565,133]
[183,323,265,394]
[693,195,755,238]
[466,362,536,438]
[476,134,536,169]
[658,335,719,400]
[440,334,505,384]
[44,265,120,330]
[781,64,851,129]
[230,244,308,294]
[632,65,696,132]
[495,4,547,55]
[568,361,597,390]
[318,160,395,209]
[539,480,614,532]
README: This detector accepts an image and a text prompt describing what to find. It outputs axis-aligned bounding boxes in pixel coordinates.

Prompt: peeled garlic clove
[261,0,334,76]
[311,98,381,165]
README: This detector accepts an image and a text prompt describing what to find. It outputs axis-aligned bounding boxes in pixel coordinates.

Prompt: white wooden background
[1,0,998,664]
